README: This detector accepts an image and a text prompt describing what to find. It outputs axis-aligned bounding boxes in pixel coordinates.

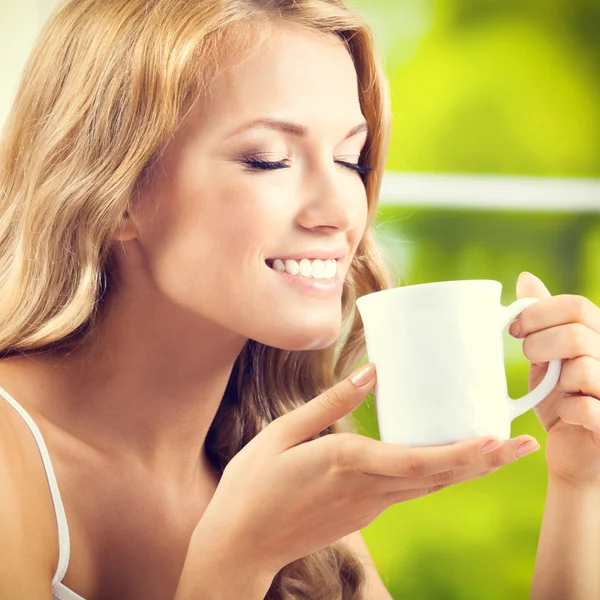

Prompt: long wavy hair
[0,0,394,597]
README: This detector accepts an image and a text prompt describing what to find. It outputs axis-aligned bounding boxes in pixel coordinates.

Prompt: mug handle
[499,297,563,421]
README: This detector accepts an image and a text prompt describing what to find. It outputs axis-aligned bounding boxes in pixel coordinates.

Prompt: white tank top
[0,384,87,600]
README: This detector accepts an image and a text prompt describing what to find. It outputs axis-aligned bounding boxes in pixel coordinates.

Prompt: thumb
[275,362,377,449]
[511,271,553,344]
[516,271,552,301]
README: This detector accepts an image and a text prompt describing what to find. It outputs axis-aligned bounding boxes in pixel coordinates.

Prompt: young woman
[0,1,598,599]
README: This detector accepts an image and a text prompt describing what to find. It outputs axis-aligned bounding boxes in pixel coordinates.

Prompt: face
[119,22,370,351]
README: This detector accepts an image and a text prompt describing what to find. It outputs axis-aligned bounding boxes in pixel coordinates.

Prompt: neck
[14,281,248,491]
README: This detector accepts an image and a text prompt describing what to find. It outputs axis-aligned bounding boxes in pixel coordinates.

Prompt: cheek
[350,190,370,247]
[203,179,291,252]
[360,197,370,231]
[157,178,291,298]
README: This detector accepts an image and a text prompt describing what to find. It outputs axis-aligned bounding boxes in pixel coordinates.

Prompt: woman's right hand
[194,362,539,576]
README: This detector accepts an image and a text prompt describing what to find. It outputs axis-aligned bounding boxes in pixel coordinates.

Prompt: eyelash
[240,157,372,177]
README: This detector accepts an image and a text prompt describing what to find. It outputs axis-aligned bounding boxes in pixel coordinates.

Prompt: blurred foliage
[346,0,600,598]
[352,0,600,177]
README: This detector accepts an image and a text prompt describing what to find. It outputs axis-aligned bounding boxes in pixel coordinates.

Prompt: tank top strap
[0,384,71,586]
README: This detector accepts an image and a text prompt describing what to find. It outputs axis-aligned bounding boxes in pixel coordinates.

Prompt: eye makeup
[238,154,372,178]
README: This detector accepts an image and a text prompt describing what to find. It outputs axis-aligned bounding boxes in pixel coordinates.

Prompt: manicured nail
[509,319,521,337]
[515,441,540,458]
[350,363,376,387]
[480,439,503,455]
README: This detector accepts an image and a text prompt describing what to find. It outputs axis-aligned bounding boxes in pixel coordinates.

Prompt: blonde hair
[0,0,394,597]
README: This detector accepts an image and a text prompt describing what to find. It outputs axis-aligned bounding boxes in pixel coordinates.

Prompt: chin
[257,323,341,352]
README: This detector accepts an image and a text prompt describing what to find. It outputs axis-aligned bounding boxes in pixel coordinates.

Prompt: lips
[265,257,339,268]
[265,247,348,263]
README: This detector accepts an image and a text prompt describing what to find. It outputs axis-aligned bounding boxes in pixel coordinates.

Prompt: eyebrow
[226,118,369,141]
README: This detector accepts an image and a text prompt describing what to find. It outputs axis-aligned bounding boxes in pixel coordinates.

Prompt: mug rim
[356,279,502,309]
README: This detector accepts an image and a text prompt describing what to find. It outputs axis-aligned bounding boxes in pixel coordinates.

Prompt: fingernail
[480,439,503,455]
[349,363,376,387]
[515,441,540,458]
[508,319,521,337]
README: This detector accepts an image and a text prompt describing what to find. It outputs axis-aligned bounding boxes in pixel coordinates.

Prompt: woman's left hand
[509,271,600,486]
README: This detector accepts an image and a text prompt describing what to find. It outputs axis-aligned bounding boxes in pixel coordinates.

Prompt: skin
[6,17,598,600]
[508,272,600,598]
[509,271,600,482]
[0,21,370,598]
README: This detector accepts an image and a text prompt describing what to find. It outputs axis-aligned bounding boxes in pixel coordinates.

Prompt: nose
[295,162,365,232]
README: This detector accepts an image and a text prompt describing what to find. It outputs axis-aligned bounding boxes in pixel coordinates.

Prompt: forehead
[192,22,364,138]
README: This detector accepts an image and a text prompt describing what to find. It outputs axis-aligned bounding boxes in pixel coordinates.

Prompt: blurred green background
[347,0,600,598]
[1,2,598,598]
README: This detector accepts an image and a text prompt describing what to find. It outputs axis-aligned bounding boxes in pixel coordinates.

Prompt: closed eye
[240,157,290,171]
[240,157,372,178]
[335,160,372,177]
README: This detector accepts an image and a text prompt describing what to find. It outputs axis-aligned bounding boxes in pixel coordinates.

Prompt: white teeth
[326,259,336,278]
[299,258,312,277]
[311,259,326,278]
[272,258,337,279]
[285,259,300,275]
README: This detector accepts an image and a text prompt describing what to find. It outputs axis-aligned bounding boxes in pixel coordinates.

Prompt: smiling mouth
[265,257,339,280]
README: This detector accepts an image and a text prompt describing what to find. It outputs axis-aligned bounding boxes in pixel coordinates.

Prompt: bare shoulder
[341,530,393,600]
[0,390,57,598]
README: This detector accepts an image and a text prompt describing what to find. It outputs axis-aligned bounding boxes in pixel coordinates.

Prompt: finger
[374,465,499,508]
[271,363,376,450]
[383,436,540,505]
[516,271,553,300]
[351,433,507,478]
[555,395,600,434]
[556,356,600,397]
[521,323,600,364]
[370,435,539,494]
[383,465,500,504]
[515,294,600,338]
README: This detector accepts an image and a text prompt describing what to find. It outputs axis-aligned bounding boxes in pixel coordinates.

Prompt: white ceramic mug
[356,279,562,446]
